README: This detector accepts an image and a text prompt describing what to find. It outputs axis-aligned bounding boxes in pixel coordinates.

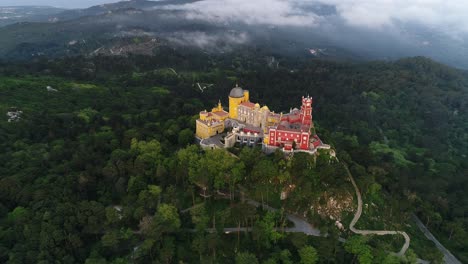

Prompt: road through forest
[345,165,410,257]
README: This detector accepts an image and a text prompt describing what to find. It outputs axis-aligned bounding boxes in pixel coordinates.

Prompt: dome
[255,103,260,108]
[229,86,244,98]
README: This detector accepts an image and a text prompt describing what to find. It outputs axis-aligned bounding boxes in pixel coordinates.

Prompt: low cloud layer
[166,31,249,50]
[319,0,468,35]
[165,0,468,38]
[164,0,319,27]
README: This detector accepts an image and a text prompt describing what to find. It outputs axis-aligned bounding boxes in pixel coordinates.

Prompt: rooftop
[212,110,229,117]
[239,101,256,108]
[229,85,244,98]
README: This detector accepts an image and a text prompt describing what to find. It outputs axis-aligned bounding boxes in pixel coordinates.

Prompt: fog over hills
[0,0,467,69]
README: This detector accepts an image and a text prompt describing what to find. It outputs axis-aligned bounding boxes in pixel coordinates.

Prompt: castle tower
[300,96,313,125]
[243,90,249,102]
[228,84,247,119]
[212,100,223,112]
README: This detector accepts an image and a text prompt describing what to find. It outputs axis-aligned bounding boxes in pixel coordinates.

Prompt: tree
[188,149,238,199]
[236,252,259,264]
[444,220,465,241]
[137,185,162,211]
[251,159,277,204]
[289,233,308,249]
[239,147,261,170]
[229,161,245,200]
[150,204,181,237]
[178,128,194,146]
[177,144,200,186]
[134,238,156,260]
[298,245,319,264]
[131,139,162,177]
[101,231,119,251]
[105,207,121,227]
[190,204,210,232]
[344,236,373,264]
[279,249,293,264]
[253,211,283,249]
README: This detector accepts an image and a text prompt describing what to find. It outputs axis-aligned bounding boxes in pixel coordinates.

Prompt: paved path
[180,197,321,236]
[200,134,225,148]
[346,165,410,257]
[245,199,321,236]
[412,214,461,264]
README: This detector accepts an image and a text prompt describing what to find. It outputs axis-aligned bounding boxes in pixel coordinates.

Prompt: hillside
[0,6,65,27]
[1,0,468,69]
[0,51,467,262]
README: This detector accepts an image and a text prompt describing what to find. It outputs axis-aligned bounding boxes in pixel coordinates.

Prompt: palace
[196,84,329,154]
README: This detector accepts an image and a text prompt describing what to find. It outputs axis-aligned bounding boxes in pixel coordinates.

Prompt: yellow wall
[211,101,223,113]
[229,96,244,119]
[199,112,208,121]
[196,120,225,139]
[243,90,249,102]
[197,101,228,139]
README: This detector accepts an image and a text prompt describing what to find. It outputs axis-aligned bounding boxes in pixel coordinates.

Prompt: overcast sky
[0,0,119,8]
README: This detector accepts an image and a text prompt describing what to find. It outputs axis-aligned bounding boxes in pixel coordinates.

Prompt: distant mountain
[0,1,360,62]
[0,0,467,69]
[0,6,65,27]
[50,0,202,22]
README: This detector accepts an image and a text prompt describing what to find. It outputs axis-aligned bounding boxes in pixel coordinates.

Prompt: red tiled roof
[239,102,256,108]
[276,122,311,133]
[243,128,261,134]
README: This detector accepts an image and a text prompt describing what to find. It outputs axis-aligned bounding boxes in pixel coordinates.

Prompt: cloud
[161,0,468,39]
[314,0,468,36]
[163,0,319,27]
[166,31,249,50]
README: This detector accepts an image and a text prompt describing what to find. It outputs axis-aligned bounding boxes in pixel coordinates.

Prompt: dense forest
[0,50,467,263]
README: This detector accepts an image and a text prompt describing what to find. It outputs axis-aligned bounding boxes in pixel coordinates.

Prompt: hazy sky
[0,0,120,8]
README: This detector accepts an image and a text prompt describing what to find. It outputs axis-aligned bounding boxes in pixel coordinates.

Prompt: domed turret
[229,85,244,98]
[228,84,249,119]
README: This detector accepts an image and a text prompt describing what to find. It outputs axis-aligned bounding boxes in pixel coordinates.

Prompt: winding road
[181,196,321,236]
[345,165,410,257]
[245,199,321,236]
[412,214,461,264]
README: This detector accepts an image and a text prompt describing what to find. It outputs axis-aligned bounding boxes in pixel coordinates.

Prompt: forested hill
[0,53,467,262]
